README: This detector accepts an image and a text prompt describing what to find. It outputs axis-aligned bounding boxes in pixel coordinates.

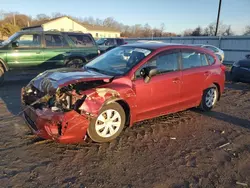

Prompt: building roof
[22,16,120,33]
[82,24,120,32]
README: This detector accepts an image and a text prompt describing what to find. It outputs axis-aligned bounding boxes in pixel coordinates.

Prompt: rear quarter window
[68,34,95,47]
[206,54,215,64]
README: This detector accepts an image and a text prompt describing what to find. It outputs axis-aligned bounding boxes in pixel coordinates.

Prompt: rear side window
[181,51,209,69]
[206,54,215,64]
[117,39,124,45]
[45,34,68,47]
[68,34,94,47]
[105,39,115,45]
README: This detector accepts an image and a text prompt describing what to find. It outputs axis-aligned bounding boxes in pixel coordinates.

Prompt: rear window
[68,34,94,47]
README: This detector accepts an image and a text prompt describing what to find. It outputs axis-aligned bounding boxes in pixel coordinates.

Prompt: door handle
[172,78,180,83]
[204,71,210,76]
[36,51,41,54]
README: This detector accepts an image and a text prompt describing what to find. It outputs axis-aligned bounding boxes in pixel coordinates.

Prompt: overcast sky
[1,0,250,34]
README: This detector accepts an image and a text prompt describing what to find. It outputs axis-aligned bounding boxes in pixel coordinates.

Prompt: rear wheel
[199,85,218,111]
[87,102,125,142]
[66,58,85,68]
[0,66,4,86]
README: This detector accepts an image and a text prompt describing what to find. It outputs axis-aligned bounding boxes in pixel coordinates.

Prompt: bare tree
[244,25,250,35]
[191,26,203,36]
[183,29,193,36]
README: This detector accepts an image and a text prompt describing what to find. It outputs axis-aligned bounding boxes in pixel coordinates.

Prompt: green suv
[0,31,100,85]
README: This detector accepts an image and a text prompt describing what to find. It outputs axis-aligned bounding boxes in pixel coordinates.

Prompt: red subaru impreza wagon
[22,43,225,143]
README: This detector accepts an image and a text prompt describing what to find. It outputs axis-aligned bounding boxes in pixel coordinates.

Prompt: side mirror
[246,54,250,59]
[140,66,158,83]
[12,41,19,48]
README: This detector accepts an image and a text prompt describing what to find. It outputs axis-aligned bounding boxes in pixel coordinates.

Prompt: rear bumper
[22,102,90,144]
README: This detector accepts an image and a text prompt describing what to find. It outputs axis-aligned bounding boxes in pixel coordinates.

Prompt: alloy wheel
[205,88,217,108]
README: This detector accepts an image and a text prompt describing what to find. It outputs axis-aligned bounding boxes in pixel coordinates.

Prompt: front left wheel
[87,102,126,142]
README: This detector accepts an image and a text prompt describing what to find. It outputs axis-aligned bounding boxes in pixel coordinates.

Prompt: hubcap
[205,88,217,108]
[95,109,121,138]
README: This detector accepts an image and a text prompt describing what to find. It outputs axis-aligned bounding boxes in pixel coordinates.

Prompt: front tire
[0,66,4,86]
[87,102,126,142]
[199,85,218,111]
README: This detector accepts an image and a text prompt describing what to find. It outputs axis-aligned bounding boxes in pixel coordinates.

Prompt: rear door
[67,34,98,61]
[7,33,44,69]
[42,33,71,68]
[133,50,182,121]
[180,49,211,108]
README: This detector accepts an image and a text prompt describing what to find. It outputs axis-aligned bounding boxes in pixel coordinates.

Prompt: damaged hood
[29,68,113,94]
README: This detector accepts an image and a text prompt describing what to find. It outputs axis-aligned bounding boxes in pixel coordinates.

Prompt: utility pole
[13,13,16,26]
[215,0,222,36]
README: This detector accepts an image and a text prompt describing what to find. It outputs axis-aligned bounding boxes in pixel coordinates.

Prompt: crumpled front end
[22,105,89,143]
[21,73,118,143]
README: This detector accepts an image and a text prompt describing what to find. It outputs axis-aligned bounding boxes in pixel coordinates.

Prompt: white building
[22,16,121,38]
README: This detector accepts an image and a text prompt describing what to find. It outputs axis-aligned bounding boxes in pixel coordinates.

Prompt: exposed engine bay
[22,80,108,113]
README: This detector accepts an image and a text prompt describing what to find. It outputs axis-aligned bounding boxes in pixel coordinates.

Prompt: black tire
[0,66,4,86]
[66,58,85,68]
[199,85,218,111]
[87,102,126,143]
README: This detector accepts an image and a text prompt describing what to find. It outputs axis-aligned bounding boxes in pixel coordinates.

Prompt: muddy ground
[0,72,250,188]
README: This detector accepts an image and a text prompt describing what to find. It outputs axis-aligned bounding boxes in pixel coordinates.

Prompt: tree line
[0,11,250,39]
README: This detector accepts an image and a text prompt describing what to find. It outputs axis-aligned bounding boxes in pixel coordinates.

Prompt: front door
[133,51,182,122]
[7,33,44,69]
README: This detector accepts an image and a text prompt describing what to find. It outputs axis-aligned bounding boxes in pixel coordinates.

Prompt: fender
[79,87,136,126]
[0,58,9,71]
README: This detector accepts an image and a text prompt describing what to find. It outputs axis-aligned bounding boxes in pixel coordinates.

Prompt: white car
[194,44,224,62]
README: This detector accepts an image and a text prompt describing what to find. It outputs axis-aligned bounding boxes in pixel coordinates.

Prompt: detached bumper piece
[23,107,90,144]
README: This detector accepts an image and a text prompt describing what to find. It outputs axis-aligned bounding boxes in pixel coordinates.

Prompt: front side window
[181,51,209,69]
[16,34,41,48]
[85,46,152,76]
[135,52,179,78]
[45,34,68,47]
[68,34,94,47]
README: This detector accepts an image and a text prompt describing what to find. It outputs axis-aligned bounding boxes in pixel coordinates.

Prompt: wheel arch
[107,99,131,127]
[0,58,8,71]
[64,55,88,66]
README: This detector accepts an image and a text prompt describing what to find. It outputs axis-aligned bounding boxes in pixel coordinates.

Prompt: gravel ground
[0,73,250,188]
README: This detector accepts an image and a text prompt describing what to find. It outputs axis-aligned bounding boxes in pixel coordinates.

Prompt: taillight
[220,64,226,72]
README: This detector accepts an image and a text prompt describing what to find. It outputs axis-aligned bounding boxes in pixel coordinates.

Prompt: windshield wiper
[86,66,110,75]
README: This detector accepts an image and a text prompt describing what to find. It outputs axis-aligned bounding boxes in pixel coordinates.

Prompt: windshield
[96,38,106,45]
[1,32,20,46]
[85,46,152,76]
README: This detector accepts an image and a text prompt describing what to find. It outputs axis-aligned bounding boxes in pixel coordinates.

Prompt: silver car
[195,44,224,62]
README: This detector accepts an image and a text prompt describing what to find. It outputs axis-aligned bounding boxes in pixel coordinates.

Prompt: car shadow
[0,79,30,115]
[193,109,250,129]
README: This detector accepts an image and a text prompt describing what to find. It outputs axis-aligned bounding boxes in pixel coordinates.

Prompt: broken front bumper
[22,104,90,144]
